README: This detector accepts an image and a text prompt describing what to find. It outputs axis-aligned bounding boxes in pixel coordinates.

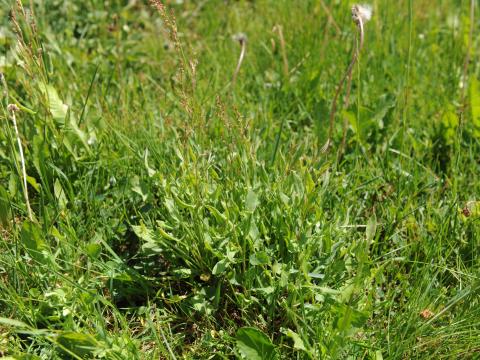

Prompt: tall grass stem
[232,34,247,88]
[8,104,33,221]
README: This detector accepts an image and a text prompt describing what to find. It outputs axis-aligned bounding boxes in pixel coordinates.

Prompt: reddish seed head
[420,309,434,319]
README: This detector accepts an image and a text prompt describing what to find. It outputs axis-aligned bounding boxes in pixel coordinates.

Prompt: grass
[0,0,479,358]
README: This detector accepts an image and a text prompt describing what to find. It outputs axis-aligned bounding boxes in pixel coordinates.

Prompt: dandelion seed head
[7,104,19,113]
[232,32,247,44]
[352,4,372,24]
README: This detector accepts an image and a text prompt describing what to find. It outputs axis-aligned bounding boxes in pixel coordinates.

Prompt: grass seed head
[149,0,165,12]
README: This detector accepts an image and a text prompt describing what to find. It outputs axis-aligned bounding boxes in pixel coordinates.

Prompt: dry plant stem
[340,20,365,155]
[232,38,246,87]
[274,25,289,78]
[319,0,341,34]
[324,16,365,153]
[460,0,475,119]
[9,107,33,221]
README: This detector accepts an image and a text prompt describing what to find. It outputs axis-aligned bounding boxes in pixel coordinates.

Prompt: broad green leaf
[49,226,63,241]
[144,148,157,177]
[8,94,36,115]
[279,192,289,205]
[212,259,229,275]
[68,115,91,152]
[38,83,68,124]
[131,176,149,202]
[0,185,11,226]
[205,204,228,223]
[334,304,369,332]
[470,77,480,137]
[248,221,260,242]
[236,327,277,360]
[132,223,155,243]
[342,110,357,133]
[366,214,377,245]
[249,251,270,266]
[37,85,90,154]
[85,243,102,259]
[21,221,49,264]
[164,197,176,215]
[9,174,17,198]
[315,286,341,295]
[31,135,50,189]
[254,286,275,295]
[156,225,179,242]
[0,317,29,328]
[442,106,459,145]
[304,170,315,193]
[54,179,68,209]
[191,290,214,315]
[281,328,307,352]
[56,331,98,358]
[26,176,41,193]
[307,272,325,280]
[372,96,395,126]
[246,190,259,212]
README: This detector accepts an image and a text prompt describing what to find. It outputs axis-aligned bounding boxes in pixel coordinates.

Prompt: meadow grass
[0,0,479,359]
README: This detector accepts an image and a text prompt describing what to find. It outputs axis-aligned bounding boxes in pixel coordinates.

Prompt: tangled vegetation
[0,1,479,358]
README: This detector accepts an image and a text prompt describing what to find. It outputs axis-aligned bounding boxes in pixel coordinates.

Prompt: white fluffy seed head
[7,104,19,113]
[352,4,372,24]
[232,32,247,44]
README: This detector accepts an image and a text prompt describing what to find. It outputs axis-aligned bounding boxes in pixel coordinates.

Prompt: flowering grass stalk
[273,25,289,79]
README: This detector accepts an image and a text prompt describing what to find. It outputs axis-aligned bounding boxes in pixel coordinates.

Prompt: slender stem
[10,107,33,221]
[271,115,286,166]
[340,20,365,155]
[401,0,413,153]
[460,0,475,118]
[232,39,246,87]
[319,0,341,34]
[324,17,365,153]
[347,18,365,103]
